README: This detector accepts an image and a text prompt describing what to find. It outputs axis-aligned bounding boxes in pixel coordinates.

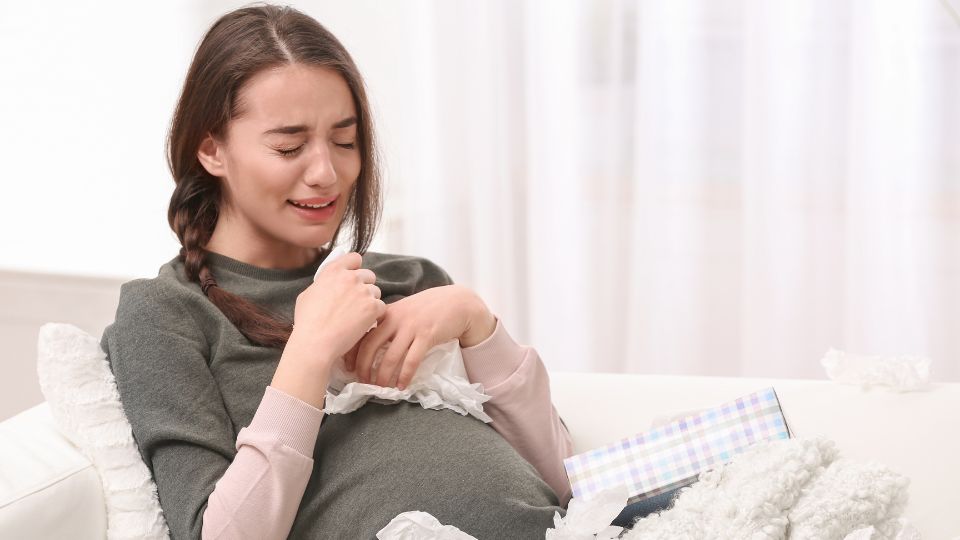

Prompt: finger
[375,333,413,387]
[368,284,381,299]
[335,251,363,270]
[395,337,431,390]
[344,341,362,372]
[355,321,393,383]
[355,268,376,285]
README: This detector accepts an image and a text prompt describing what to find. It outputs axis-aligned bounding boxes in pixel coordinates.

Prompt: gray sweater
[100,251,561,539]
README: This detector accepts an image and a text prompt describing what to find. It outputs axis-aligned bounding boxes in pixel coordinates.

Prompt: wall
[0,1,424,280]
[0,271,123,420]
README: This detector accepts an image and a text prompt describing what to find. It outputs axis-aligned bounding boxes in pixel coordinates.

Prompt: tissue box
[563,387,791,503]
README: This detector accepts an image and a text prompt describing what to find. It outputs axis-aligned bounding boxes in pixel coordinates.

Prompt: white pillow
[36,323,170,540]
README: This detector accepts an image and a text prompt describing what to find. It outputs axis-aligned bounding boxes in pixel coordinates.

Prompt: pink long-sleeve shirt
[200,318,573,539]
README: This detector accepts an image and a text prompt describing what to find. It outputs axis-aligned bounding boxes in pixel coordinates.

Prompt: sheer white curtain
[329,0,960,380]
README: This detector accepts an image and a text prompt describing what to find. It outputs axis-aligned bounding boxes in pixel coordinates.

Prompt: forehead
[234,63,356,127]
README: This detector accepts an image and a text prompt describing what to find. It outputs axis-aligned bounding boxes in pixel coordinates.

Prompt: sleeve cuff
[246,386,325,457]
[461,317,528,387]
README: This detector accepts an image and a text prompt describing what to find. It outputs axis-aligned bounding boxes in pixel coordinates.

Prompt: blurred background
[2,0,959,419]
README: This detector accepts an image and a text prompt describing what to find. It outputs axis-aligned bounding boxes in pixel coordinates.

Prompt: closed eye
[275,145,303,157]
[335,142,356,150]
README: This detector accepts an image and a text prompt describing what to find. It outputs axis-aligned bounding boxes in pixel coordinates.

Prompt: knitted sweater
[100,251,573,539]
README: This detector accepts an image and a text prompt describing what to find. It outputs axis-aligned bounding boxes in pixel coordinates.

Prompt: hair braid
[168,175,293,348]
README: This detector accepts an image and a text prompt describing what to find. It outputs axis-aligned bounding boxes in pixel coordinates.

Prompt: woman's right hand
[272,251,383,409]
[290,252,385,368]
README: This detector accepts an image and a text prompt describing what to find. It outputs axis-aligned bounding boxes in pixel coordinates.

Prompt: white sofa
[1,373,958,539]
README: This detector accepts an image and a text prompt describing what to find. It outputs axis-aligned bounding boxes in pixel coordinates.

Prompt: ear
[197,134,228,178]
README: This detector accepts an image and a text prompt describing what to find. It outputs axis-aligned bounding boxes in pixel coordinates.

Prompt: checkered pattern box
[563,387,791,504]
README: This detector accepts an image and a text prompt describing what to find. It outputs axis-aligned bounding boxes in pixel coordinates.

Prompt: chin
[306,230,339,249]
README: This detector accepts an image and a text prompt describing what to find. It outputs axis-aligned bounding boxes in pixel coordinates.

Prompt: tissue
[545,485,628,540]
[820,348,931,392]
[323,338,493,422]
[376,511,477,540]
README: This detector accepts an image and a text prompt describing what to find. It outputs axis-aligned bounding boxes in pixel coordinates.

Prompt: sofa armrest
[0,403,107,539]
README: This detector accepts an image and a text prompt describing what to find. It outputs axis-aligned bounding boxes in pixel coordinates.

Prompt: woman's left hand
[346,285,497,389]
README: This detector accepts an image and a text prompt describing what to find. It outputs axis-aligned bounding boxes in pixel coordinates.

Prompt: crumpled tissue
[376,511,476,540]
[317,244,493,422]
[545,485,629,540]
[820,348,931,392]
[375,486,630,540]
[323,341,493,422]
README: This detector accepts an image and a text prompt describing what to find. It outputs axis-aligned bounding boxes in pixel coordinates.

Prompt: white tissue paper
[376,511,477,540]
[820,348,931,392]
[545,485,629,540]
[323,340,493,422]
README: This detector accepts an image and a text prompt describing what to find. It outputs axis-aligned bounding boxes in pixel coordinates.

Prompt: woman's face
[199,63,361,268]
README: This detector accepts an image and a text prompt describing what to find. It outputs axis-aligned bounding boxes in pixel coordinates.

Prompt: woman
[100,5,573,539]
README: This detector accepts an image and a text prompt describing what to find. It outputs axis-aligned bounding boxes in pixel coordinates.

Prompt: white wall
[0,1,418,280]
[0,1,198,279]
[0,270,123,420]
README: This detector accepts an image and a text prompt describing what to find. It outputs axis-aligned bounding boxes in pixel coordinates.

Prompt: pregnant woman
[100,5,573,539]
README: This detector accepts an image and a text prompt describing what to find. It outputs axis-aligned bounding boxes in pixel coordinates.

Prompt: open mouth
[287,197,338,221]
[288,199,335,209]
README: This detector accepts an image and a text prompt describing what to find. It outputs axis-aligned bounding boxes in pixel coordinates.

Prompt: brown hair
[166,4,381,348]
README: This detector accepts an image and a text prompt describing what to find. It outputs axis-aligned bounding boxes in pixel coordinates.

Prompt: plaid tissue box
[563,387,791,503]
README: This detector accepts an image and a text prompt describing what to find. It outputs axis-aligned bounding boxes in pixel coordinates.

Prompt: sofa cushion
[35,323,169,539]
[0,403,106,538]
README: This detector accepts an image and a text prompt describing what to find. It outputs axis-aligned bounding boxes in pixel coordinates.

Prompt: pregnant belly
[288,401,562,539]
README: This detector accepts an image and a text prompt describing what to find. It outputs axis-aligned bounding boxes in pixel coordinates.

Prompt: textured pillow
[36,323,170,540]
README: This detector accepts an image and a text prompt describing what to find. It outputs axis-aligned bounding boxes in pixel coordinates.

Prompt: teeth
[291,200,332,209]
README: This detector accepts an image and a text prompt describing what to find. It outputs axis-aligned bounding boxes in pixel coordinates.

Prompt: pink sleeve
[201,386,324,540]
[460,318,574,506]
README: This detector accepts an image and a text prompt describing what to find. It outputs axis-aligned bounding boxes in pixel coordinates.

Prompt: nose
[303,143,337,189]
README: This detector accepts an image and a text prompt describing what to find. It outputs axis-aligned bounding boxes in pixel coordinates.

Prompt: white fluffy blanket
[620,438,912,539]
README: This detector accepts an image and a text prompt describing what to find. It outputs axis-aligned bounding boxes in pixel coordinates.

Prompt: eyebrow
[263,116,358,135]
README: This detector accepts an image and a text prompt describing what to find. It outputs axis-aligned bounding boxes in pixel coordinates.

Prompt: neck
[205,214,322,270]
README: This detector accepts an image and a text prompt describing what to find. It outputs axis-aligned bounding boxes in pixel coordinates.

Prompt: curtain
[299,0,960,380]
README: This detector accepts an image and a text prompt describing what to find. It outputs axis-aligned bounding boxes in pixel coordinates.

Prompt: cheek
[335,152,362,184]
[233,153,302,198]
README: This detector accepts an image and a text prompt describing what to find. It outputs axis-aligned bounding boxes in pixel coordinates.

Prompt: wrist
[272,332,335,410]
[284,328,338,370]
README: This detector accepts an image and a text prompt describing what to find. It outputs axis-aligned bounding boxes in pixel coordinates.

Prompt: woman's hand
[272,252,384,409]
[346,285,497,389]
[290,252,385,368]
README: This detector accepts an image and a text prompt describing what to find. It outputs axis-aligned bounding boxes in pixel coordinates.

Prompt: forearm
[461,320,574,506]
[203,331,333,539]
[201,386,324,540]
